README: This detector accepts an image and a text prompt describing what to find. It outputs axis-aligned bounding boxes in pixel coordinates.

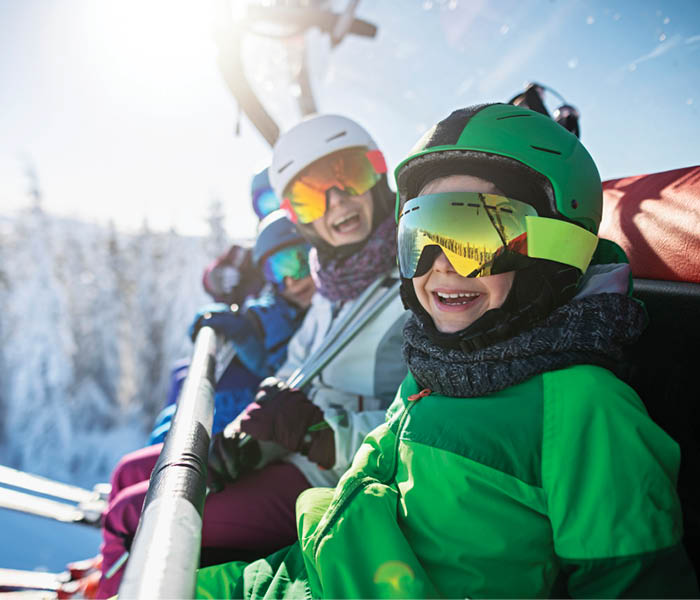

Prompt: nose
[326,187,349,210]
[432,250,456,273]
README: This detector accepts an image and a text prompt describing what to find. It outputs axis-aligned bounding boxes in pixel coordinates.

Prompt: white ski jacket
[276,270,408,487]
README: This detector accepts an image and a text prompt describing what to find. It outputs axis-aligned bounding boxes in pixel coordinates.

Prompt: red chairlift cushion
[599,165,700,284]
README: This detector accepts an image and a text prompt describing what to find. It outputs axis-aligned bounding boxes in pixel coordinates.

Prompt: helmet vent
[325,130,347,143]
[278,160,293,174]
[496,113,532,120]
[530,145,562,155]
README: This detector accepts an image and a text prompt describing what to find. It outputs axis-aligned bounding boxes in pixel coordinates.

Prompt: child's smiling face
[411,175,516,334]
[280,274,316,308]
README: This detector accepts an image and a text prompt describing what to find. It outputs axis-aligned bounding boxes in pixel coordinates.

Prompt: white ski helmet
[269,113,381,202]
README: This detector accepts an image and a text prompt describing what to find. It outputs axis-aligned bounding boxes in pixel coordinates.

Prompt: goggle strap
[525,216,598,272]
[280,196,299,224]
[365,149,387,174]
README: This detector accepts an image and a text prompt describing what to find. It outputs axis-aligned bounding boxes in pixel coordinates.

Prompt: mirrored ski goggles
[263,243,311,285]
[397,192,599,278]
[253,188,282,219]
[281,147,387,224]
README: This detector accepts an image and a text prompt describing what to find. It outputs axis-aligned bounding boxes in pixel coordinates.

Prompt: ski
[0,567,69,591]
[0,465,108,506]
[0,592,58,599]
[0,558,102,597]
[0,487,102,527]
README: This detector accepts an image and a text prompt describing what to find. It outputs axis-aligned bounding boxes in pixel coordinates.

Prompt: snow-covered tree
[0,209,212,486]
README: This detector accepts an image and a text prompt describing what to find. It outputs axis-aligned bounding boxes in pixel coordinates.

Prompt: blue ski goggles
[263,243,311,285]
[253,188,282,220]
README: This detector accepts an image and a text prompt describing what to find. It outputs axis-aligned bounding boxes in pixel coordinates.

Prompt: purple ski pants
[96,443,311,598]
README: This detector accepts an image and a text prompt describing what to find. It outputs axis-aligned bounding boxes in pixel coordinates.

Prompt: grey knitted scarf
[402,293,647,398]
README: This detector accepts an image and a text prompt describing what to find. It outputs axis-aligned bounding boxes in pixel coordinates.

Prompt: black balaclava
[395,104,596,351]
[396,108,581,351]
[400,258,581,353]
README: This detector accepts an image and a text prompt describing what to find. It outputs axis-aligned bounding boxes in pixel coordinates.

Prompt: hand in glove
[239,377,336,470]
[202,244,263,305]
[207,422,262,492]
[189,303,247,341]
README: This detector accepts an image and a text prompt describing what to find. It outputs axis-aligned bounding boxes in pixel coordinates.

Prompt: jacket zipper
[387,388,431,479]
[312,388,431,558]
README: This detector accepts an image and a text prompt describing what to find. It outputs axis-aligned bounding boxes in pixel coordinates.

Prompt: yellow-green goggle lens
[398,192,538,278]
[282,147,384,224]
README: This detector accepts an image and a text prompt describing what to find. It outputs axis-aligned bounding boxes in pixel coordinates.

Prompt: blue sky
[1,0,698,237]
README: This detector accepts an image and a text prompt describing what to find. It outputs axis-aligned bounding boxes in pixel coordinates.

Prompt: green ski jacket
[196,366,697,598]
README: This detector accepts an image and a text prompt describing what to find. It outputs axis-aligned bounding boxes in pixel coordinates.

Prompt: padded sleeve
[541,366,695,595]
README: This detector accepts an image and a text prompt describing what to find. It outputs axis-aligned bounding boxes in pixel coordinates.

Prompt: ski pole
[0,486,88,525]
[233,276,400,453]
[214,339,237,382]
[285,274,386,386]
[288,278,400,390]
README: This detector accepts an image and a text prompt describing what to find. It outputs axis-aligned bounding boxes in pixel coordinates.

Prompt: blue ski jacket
[149,291,306,443]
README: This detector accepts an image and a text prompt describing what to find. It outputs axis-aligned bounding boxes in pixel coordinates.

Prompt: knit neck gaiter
[402,293,647,398]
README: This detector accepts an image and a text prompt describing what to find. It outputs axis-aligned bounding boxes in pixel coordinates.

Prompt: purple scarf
[309,216,397,302]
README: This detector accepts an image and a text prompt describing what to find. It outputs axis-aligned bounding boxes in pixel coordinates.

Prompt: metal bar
[118,326,219,600]
[213,6,279,146]
[296,40,317,116]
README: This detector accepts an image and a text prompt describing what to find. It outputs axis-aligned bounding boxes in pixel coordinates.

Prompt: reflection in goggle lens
[263,243,311,285]
[398,192,537,278]
[281,147,386,224]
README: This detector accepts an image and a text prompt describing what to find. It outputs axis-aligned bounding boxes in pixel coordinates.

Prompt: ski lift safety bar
[119,326,219,600]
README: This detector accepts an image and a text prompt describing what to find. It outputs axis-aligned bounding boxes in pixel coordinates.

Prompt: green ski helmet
[396,102,602,242]
[394,103,603,351]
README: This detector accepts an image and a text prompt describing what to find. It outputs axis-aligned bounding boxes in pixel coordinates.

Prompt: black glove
[239,377,335,470]
[207,424,262,492]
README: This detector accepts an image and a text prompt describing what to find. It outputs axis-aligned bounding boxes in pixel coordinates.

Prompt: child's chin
[433,317,476,334]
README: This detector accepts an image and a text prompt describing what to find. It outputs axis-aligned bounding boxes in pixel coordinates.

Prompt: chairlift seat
[599,165,700,572]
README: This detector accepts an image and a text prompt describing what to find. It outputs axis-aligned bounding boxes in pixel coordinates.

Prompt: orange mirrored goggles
[280,147,387,224]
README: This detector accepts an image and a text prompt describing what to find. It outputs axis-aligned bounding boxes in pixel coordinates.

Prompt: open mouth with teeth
[433,291,481,308]
[332,212,361,233]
